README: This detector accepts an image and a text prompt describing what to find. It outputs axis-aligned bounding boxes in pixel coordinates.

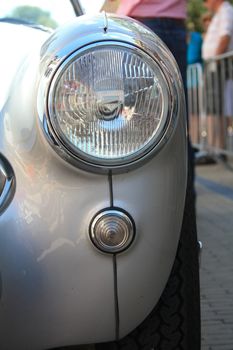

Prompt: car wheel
[96,167,201,350]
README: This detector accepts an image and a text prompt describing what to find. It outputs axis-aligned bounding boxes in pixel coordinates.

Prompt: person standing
[187,31,203,66]
[202,12,212,40]
[202,0,233,153]
[202,0,233,59]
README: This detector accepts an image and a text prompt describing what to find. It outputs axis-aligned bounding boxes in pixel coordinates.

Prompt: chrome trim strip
[113,254,120,340]
[0,154,16,215]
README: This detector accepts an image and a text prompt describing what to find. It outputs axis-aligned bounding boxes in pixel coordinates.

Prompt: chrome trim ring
[46,41,172,171]
[89,208,135,254]
[38,14,184,174]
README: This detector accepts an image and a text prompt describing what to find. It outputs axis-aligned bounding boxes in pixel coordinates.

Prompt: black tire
[96,168,201,350]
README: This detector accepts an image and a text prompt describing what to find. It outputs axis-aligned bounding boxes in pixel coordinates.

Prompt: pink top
[116,0,187,19]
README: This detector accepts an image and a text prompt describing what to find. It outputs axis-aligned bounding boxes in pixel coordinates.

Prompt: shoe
[218,154,227,162]
[195,153,216,165]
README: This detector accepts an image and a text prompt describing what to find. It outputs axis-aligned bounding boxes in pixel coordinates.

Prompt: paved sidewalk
[196,162,233,350]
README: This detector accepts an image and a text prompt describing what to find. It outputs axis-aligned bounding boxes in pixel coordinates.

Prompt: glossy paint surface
[0,22,115,350]
[0,13,187,348]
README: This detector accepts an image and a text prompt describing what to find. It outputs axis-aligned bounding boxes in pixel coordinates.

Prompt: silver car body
[0,13,187,350]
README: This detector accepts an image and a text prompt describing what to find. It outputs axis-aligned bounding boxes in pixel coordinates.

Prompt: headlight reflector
[48,42,171,168]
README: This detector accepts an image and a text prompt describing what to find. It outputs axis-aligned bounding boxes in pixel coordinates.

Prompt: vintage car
[0,1,200,349]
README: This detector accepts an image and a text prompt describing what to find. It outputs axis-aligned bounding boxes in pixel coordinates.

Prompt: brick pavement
[196,163,233,350]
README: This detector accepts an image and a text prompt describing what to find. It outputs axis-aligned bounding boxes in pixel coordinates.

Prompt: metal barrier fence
[187,51,233,157]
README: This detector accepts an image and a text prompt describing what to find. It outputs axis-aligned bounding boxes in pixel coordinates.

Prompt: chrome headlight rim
[44,40,179,173]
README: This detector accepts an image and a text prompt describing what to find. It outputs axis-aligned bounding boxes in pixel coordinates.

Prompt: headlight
[47,42,172,170]
[39,14,183,173]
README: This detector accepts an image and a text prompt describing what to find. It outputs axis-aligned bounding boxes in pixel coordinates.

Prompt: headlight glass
[48,43,170,167]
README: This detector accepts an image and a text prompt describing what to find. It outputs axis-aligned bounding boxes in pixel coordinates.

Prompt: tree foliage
[10,6,57,29]
[187,0,233,32]
[187,0,205,32]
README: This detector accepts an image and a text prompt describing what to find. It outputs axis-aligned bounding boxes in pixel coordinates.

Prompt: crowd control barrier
[187,51,233,157]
